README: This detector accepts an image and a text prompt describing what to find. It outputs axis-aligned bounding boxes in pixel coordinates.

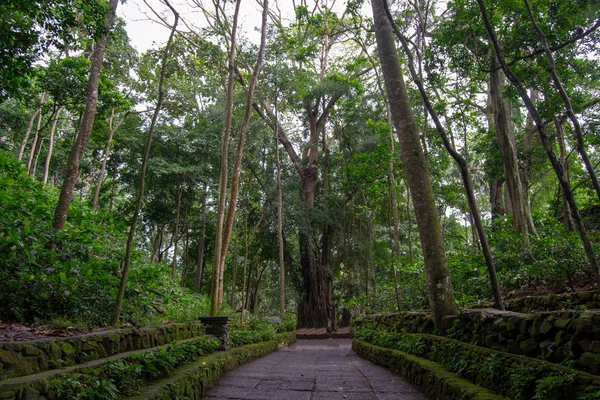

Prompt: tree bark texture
[172,183,183,277]
[194,190,207,294]
[42,107,61,185]
[489,57,531,243]
[524,0,600,202]
[382,0,503,309]
[210,0,242,315]
[18,93,45,162]
[372,0,457,327]
[113,3,178,325]
[477,0,600,280]
[53,0,119,230]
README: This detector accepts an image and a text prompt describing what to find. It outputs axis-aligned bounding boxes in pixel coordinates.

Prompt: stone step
[0,323,204,380]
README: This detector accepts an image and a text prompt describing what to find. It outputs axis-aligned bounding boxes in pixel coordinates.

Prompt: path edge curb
[352,339,507,400]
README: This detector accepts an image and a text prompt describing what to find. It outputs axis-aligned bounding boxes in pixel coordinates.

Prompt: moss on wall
[355,330,600,399]
[0,323,204,380]
[353,340,507,400]
[354,309,600,374]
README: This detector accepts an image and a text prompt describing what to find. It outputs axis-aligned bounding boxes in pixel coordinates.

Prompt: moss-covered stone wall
[503,290,600,313]
[353,340,506,400]
[355,330,600,399]
[354,309,600,374]
[0,323,204,380]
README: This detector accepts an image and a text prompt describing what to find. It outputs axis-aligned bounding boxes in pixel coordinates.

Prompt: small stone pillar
[200,316,232,350]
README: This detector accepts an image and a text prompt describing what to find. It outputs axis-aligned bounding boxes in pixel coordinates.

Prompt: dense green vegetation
[0,0,599,330]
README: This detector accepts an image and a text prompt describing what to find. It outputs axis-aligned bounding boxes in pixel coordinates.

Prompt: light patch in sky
[117,0,355,52]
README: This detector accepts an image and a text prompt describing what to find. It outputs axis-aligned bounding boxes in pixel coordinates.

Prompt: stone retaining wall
[354,309,600,374]
[0,323,204,380]
[503,290,600,313]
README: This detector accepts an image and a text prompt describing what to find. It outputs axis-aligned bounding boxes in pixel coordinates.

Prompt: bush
[0,151,211,326]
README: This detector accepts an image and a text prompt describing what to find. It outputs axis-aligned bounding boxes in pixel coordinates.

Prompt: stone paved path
[204,339,426,400]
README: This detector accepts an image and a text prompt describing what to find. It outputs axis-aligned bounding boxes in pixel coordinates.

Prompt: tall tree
[382,0,503,309]
[53,0,119,230]
[113,1,179,325]
[371,0,457,327]
[476,0,600,281]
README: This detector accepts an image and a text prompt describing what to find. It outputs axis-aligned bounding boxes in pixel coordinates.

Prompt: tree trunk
[172,183,183,277]
[27,103,46,175]
[212,0,268,315]
[151,224,165,263]
[19,93,45,162]
[43,107,61,184]
[489,179,504,222]
[113,3,178,325]
[525,0,600,203]
[230,234,238,309]
[53,0,119,230]
[93,107,126,210]
[372,0,457,327]
[554,117,575,231]
[489,56,531,243]
[275,104,285,318]
[181,209,190,287]
[382,1,503,309]
[210,0,242,316]
[194,188,207,294]
[477,0,600,281]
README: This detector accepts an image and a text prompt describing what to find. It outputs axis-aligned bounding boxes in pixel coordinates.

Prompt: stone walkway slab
[204,339,426,400]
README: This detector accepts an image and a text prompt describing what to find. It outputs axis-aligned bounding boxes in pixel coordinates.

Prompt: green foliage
[41,336,220,399]
[533,373,575,400]
[0,151,210,326]
[354,329,426,356]
[230,329,275,347]
[0,0,109,99]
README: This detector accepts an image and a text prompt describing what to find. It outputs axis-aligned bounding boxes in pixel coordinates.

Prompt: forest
[1,0,600,334]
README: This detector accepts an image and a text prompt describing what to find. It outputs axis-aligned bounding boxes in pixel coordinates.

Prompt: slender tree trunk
[93,107,125,210]
[172,183,183,277]
[31,138,44,176]
[19,93,46,162]
[230,234,238,309]
[372,0,457,326]
[241,207,249,316]
[210,0,242,316]
[212,0,268,315]
[53,0,119,230]
[151,224,165,262]
[194,189,207,294]
[554,117,575,231]
[113,4,178,325]
[27,103,46,174]
[477,0,600,281]
[181,209,190,287]
[383,2,503,309]
[275,104,285,318]
[406,186,414,265]
[489,55,533,243]
[525,0,600,202]
[43,107,61,184]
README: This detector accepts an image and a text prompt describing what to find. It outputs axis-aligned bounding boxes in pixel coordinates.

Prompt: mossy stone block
[519,339,539,356]
[575,316,594,333]
[60,342,75,360]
